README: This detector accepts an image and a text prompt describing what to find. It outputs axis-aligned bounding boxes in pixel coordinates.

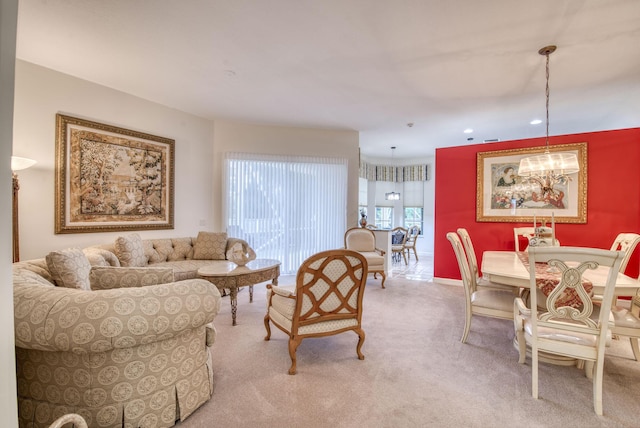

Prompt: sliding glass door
[224,153,348,274]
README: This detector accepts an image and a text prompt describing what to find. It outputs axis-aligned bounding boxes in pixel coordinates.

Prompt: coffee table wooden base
[197,259,280,326]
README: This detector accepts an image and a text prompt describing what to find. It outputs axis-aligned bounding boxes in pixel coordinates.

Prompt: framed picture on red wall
[476,142,587,223]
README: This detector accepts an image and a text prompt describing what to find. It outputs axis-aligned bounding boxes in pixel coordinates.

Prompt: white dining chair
[447,232,515,344]
[513,246,624,415]
[513,227,536,252]
[456,228,514,293]
[609,232,640,273]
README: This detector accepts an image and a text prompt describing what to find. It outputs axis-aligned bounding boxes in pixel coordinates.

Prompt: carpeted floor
[177,274,640,428]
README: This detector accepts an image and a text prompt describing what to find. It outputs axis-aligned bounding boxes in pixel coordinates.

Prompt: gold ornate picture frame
[55,114,175,233]
[476,142,587,223]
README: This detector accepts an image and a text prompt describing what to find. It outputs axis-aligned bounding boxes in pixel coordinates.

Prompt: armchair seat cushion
[358,251,384,269]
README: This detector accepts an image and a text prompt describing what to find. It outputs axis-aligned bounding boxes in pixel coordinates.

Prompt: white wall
[1,0,19,424]
[13,60,215,259]
[212,120,360,231]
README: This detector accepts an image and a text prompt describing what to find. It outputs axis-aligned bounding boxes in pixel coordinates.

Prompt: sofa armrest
[14,279,222,354]
[375,247,386,256]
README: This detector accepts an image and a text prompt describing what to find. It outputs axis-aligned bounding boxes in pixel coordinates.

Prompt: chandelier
[385,146,401,201]
[517,46,579,198]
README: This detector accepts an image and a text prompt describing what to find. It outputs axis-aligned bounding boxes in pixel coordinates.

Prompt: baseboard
[433,277,462,286]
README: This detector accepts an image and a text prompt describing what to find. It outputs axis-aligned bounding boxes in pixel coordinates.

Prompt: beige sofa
[12,231,251,428]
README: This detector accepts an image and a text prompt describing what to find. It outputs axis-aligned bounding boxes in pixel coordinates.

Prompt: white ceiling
[15,0,640,159]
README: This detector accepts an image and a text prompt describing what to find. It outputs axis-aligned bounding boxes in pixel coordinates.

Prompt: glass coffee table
[197,259,281,326]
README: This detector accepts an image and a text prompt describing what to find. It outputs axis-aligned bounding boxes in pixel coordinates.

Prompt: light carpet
[177,276,640,428]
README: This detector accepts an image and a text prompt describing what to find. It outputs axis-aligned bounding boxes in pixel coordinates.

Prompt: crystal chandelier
[518,46,579,197]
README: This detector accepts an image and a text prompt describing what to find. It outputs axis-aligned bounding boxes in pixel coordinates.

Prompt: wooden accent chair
[456,228,514,293]
[514,246,623,415]
[391,226,408,264]
[264,249,368,374]
[447,232,514,343]
[404,225,420,261]
[344,227,386,288]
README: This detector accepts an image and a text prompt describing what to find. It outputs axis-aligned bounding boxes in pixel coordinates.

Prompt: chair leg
[379,271,386,288]
[263,315,271,340]
[461,314,471,343]
[593,359,605,415]
[355,328,365,360]
[630,337,640,361]
[402,251,407,265]
[532,345,539,399]
[288,337,302,375]
[412,248,419,261]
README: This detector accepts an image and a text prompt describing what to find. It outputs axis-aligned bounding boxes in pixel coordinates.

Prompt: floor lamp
[12,156,36,263]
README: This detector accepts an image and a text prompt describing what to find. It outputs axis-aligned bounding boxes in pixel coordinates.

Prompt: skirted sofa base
[11,232,255,428]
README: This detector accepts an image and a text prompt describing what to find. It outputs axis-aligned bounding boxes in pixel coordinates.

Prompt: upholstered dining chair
[513,246,624,416]
[404,225,420,261]
[344,227,386,288]
[264,249,368,374]
[609,232,640,273]
[391,226,408,264]
[513,227,536,252]
[456,228,514,293]
[447,232,515,343]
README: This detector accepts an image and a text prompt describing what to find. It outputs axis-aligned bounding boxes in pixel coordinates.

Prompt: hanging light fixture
[518,46,579,198]
[385,146,401,201]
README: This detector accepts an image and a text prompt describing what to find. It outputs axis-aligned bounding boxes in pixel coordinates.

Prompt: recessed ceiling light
[463,128,473,134]
[530,119,542,125]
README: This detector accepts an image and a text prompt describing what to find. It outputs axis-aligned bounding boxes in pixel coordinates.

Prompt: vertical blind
[224,152,348,274]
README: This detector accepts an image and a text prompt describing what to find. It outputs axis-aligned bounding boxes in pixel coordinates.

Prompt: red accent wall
[435,127,640,280]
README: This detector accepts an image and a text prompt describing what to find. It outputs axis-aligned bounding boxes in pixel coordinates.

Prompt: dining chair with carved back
[513,246,624,415]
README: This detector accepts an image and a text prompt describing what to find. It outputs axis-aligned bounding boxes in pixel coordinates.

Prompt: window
[404,207,423,234]
[375,206,393,229]
[225,153,348,274]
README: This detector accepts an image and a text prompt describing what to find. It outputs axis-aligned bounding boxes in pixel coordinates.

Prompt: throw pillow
[193,231,227,260]
[114,233,147,267]
[45,248,92,290]
[89,266,175,290]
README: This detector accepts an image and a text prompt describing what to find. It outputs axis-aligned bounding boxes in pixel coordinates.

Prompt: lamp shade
[11,156,37,171]
[518,152,579,176]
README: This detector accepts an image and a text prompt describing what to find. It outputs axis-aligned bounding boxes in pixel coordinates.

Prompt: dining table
[481,250,640,298]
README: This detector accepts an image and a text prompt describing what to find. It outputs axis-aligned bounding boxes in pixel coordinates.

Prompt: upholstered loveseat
[12,231,252,428]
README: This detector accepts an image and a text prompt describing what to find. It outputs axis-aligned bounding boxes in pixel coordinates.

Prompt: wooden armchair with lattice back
[264,249,368,374]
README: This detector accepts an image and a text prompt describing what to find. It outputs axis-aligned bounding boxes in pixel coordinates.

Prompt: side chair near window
[391,226,408,264]
[447,232,515,343]
[404,225,420,261]
[344,227,386,288]
[513,246,624,416]
[264,249,368,375]
[456,228,514,293]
